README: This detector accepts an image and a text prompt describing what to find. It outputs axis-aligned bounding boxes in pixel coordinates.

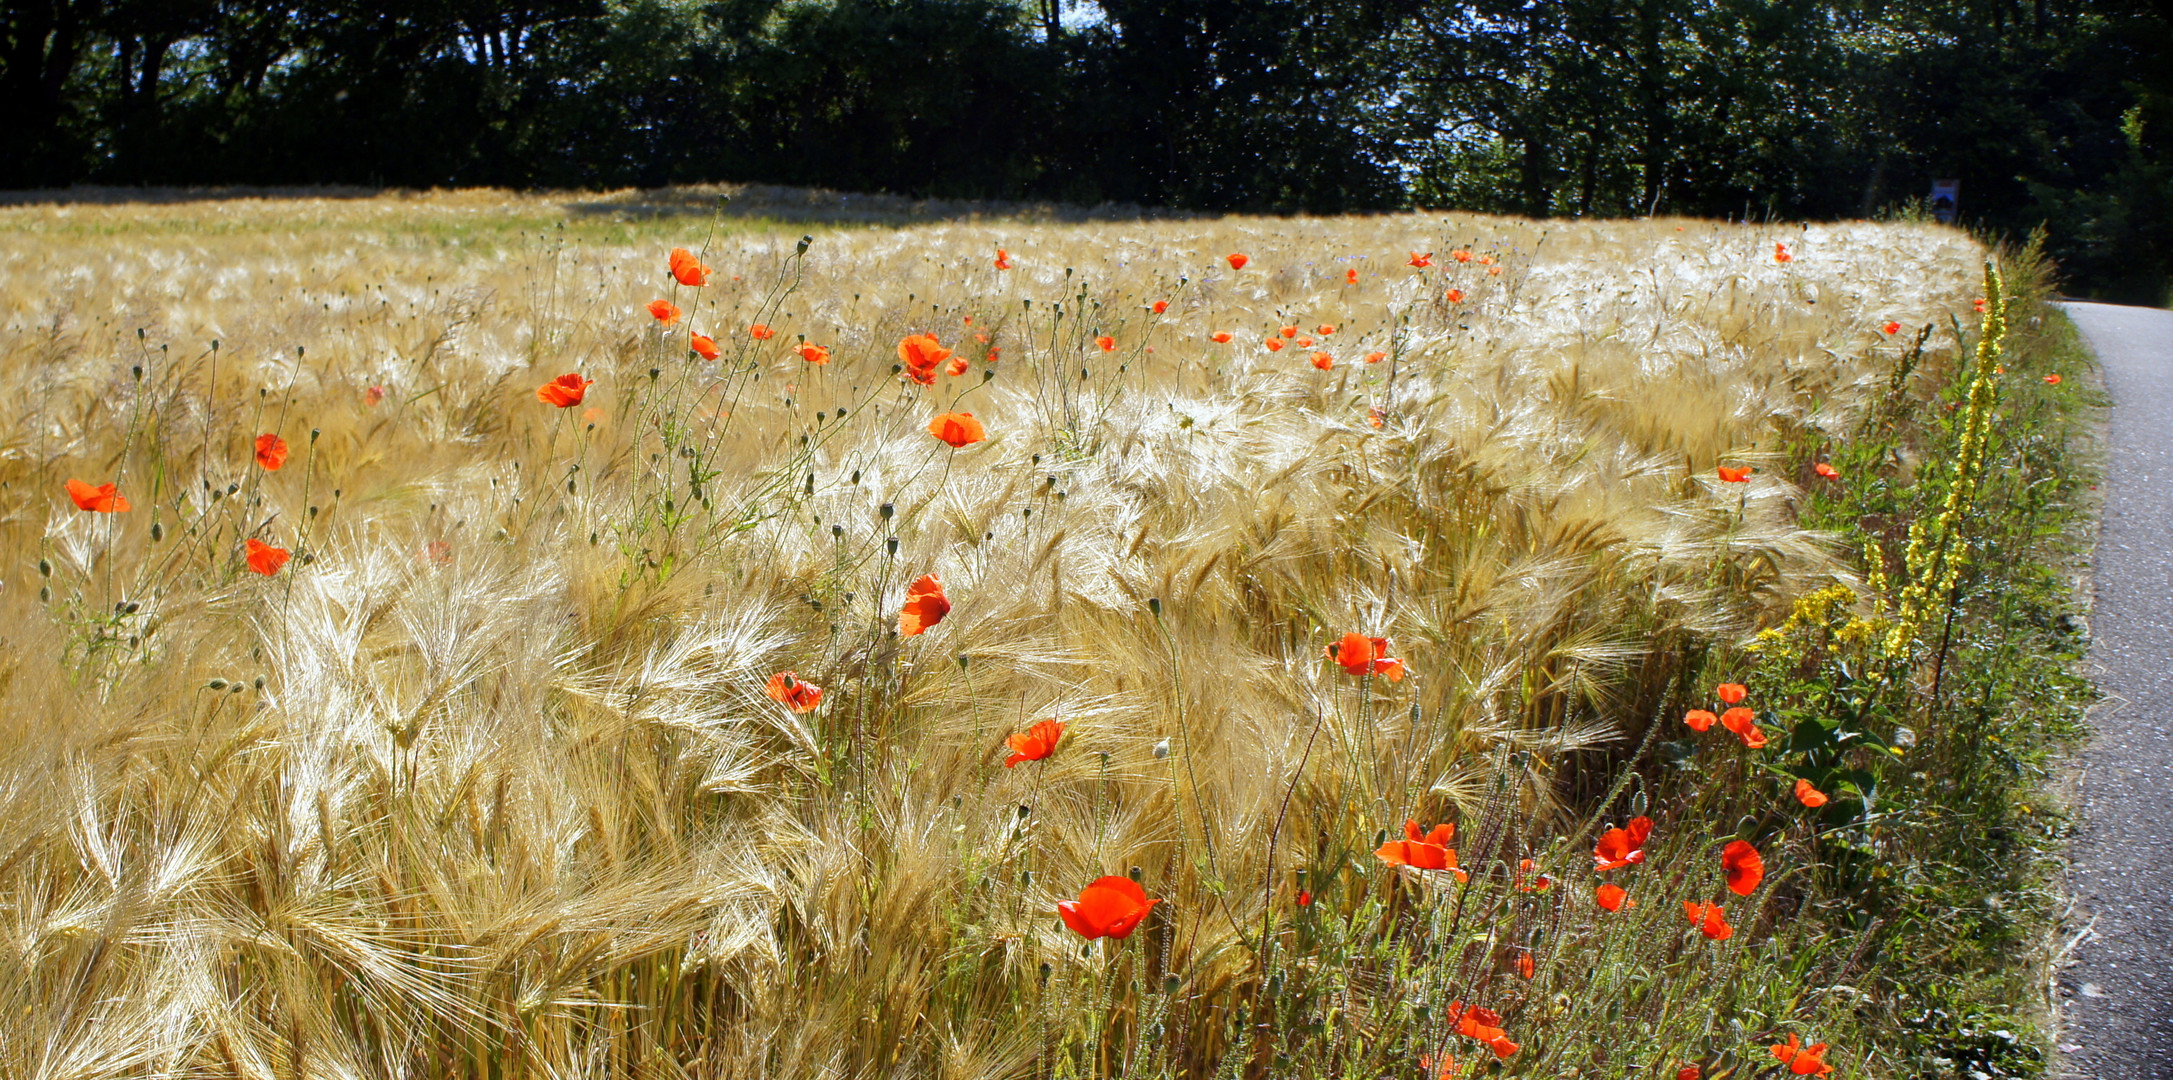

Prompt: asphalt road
[2057,301,2173,1080]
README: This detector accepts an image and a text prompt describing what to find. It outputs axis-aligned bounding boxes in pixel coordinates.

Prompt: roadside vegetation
[0,190,2091,1078]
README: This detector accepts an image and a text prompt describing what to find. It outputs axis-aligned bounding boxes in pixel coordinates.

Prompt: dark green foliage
[4,0,2172,293]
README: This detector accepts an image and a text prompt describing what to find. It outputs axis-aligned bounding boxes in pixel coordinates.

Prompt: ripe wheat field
[0,188,1994,1079]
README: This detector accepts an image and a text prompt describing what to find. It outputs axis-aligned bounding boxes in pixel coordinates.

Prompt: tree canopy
[4,0,2167,297]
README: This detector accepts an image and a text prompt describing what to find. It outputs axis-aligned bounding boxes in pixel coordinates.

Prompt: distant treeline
[5,0,2169,299]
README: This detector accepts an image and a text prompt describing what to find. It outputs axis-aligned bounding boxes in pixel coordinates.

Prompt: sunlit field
[0,189,2005,1078]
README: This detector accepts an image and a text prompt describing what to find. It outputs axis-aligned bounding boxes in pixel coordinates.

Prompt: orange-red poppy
[1312,352,1333,370]
[1683,900,1733,940]
[898,333,951,385]
[254,433,289,471]
[1679,1067,1702,1080]
[1814,462,1840,479]
[898,574,951,636]
[1004,718,1064,766]
[1684,708,1718,732]
[1058,876,1161,940]
[1973,298,1988,313]
[1513,857,1553,892]
[940,355,965,376]
[1153,301,1169,314]
[2044,373,2062,385]
[538,373,593,407]
[928,412,986,448]
[65,478,129,513]
[1444,289,1465,303]
[364,385,387,407]
[1770,1035,1835,1077]
[1488,265,1503,276]
[1096,335,1116,352]
[647,300,682,326]
[1317,324,1336,335]
[669,247,712,286]
[1211,332,1233,344]
[691,333,721,360]
[1367,407,1385,428]
[244,537,290,576]
[1265,338,1285,352]
[1515,950,1536,979]
[1722,839,1764,895]
[1446,1002,1517,1058]
[1717,466,1752,483]
[1451,249,1474,263]
[1774,242,1793,264]
[797,343,831,365]
[994,249,1012,270]
[1720,706,1767,748]
[749,323,775,340]
[1882,321,1901,335]
[1366,351,1386,364]
[1717,683,1747,705]
[1295,336,1315,348]
[764,671,823,713]
[1280,325,1298,338]
[1375,820,1466,880]
[1346,268,1359,283]
[1409,252,1432,268]
[1478,254,1496,266]
[1594,816,1654,871]
[1296,889,1312,906]
[1420,1054,1455,1080]
[1327,632,1407,681]
[1596,882,1631,911]
[1227,253,1249,270]
[1794,777,1829,807]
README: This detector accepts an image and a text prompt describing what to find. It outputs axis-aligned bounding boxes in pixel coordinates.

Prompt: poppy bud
[253,676,265,689]
[832,525,844,538]
[851,470,861,484]
[1153,739,1171,759]
[39,586,49,603]
[1164,975,1182,994]
[1148,597,1162,617]
[208,679,227,690]
[957,654,971,671]
[886,537,898,556]
[1414,1005,1430,1022]
[1020,870,1032,886]
[38,559,50,577]
[122,601,138,614]
[1018,804,1032,820]
[1040,962,1053,984]
[132,365,142,380]
[1630,790,1647,817]
[880,503,894,520]
[649,368,660,380]
[796,235,811,256]
[229,682,244,694]
[1129,865,1142,882]
[150,522,163,541]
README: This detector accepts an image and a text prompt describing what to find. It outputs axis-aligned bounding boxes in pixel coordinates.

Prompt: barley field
[0,188,1992,1079]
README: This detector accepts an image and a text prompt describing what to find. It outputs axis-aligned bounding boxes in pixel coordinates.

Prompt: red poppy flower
[647,300,682,326]
[1794,778,1829,808]
[1770,1035,1835,1077]
[669,248,712,286]
[765,671,823,713]
[691,333,721,360]
[1445,1003,1519,1058]
[1683,900,1733,940]
[1882,321,1901,335]
[2044,373,2062,385]
[1444,289,1465,303]
[1514,857,1553,892]
[1515,951,1535,979]
[797,343,830,365]
[1211,332,1233,344]
[1152,300,1169,314]
[1312,352,1333,370]
[994,249,1012,270]
[1814,462,1840,479]
[1327,633,1407,681]
[1722,839,1764,895]
[1264,338,1285,352]
[1717,466,1752,483]
[1774,242,1793,264]
[1596,883,1631,911]
[1409,252,1432,268]
[364,385,387,407]
[1451,249,1474,263]
[1684,709,1718,732]
[1280,325,1298,338]
[65,478,129,512]
[1420,1054,1455,1080]
[1488,265,1502,275]
[1295,336,1315,348]
[1296,890,1312,906]
[1478,254,1496,266]
[244,537,290,576]
[1346,268,1359,283]
[1679,1067,1703,1080]
[1096,335,1116,352]
[1317,324,1335,335]
[898,334,951,385]
[1367,407,1385,428]
[1594,816,1654,871]
[1376,821,1466,880]
[1717,683,1747,705]
[749,323,775,340]
[1005,719,1064,766]
[898,574,951,636]
[1973,298,1988,313]
[1058,875,1161,940]
[1365,351,1386,364]
[538,373,593,407]
[254,433,289,471]
[1720,707,1767,748]
[928,412,986,448]
[1227,253,1249,270]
